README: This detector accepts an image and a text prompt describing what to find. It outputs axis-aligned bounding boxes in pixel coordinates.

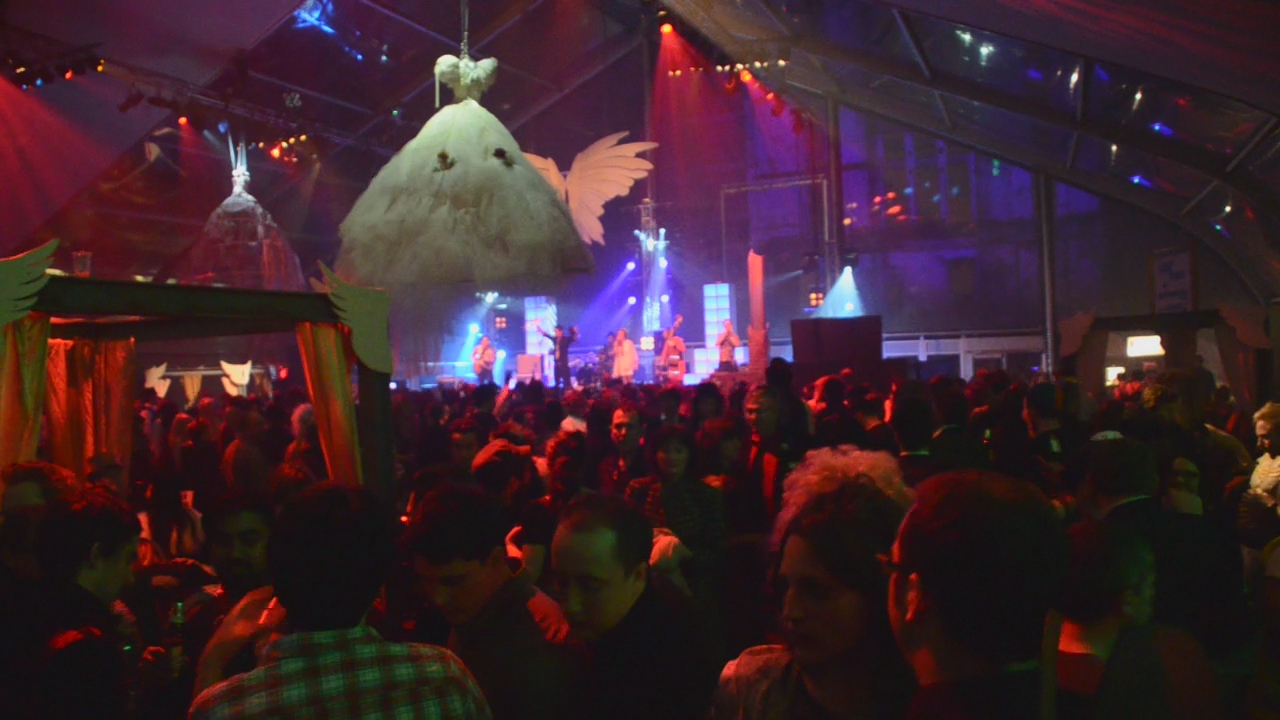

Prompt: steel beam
[248,70,373,114]
[783,34,1280,220]
[507,36,642,131]
[778,64,1272,303]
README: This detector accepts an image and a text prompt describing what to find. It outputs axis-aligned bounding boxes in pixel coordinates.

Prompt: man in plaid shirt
[189,483,490,719]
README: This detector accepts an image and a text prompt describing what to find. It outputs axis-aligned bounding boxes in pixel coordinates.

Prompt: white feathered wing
[524,132,657,245]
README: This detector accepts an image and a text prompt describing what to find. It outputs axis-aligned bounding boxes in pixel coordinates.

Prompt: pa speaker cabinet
[790,316,883,387]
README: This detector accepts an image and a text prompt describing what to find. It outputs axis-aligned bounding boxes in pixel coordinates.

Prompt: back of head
[267,462,317,512]
[1026,382,1060,420]
[890,394,936,452]
[268,482,395,631]
[472,383,499,409]
[933,386,969,428]
[897,471,1067,665]
[557,493,653,572]
[37,487,141,583]
[851,390,885,420]
[547,430,591,495]
[1086,438,1158,499]
[406,483,508,565]
[1,462,81,511]
[766,358,794,391]
[1059,520,1152,624]
[204,490,274,535]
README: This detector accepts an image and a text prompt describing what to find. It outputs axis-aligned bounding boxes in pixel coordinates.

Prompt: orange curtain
[296,323,362,484]
[45,338,137,480]
[0,315,51,468]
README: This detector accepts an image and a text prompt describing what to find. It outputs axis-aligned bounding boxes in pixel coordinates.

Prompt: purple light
[1149,122,1174,137]
[1129,175,1152,188]
[1025,68,1044,81]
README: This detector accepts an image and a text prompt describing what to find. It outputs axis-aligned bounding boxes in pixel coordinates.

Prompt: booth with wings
[0,240,395,499]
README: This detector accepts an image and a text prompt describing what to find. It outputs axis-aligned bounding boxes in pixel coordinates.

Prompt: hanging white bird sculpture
[524,132,658,245]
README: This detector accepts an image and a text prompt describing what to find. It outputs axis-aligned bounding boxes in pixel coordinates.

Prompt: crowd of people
[1,356,1279,719]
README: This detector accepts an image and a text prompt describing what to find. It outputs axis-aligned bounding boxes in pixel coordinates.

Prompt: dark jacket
[5,581,130,720]
[581,582,718,720]
[449,573,582,720]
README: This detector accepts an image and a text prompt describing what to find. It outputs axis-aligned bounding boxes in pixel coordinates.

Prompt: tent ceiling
[664,0,1280,301]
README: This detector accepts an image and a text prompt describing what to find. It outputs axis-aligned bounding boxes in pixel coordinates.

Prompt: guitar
[662,315,686,381]
[472,345,495,375]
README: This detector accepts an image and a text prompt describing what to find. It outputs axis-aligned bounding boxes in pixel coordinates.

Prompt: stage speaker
[790,316,883,388]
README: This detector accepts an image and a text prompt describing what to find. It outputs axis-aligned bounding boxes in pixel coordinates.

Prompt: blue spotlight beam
[817,266,864,318]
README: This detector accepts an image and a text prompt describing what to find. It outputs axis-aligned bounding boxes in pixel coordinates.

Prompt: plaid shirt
[189,625,491,720]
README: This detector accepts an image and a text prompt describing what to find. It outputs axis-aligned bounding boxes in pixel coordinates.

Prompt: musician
[659,315,686,384]
[472,335,496,384]
[538,322,578,390]
[598,332,616,383]
[715,319,740,373]
[612,329,639,384]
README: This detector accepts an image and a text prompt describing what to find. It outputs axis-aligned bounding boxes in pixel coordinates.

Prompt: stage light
[739,69,753,82]
[660,22,674,34]
[63,69,73,80]
[765,92,775,101]
[177,116,188,126]
[389,381,399,390]
[497,350,507,359]
[660,294,669,303]
[469,323,481,334]
[627,296,637,305]
[289,137,297,144]
[844,302,853,312]
[658,257,668,269]
[777,59,787,67]
[96,59,105,72]
[299,134,308,142]
[270,146,281,159]
[626,260,636,271]
[217,120,229,134]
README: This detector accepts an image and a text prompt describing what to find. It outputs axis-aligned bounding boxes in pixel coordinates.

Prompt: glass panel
[1187,184,1261,246]
[247,0,451,113]
[1074,135,1211,199]
[946,96,1074,165]
[867,75,942,118]
[766,0,914,64]
[911,15,1082,113]
[1088,63,1270,157]
[1246,130,1280,196]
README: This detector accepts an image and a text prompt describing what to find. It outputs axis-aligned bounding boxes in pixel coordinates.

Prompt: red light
[765,92,775,101]
[873,195,883,204]
[177,116,189,126]
[739,69,753,82]
[64,70,74,80]
[660,23,674,35]
[278,366,289,380]
[270,146,281,159]
[886,205,903,216]
[886,191,897,200]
